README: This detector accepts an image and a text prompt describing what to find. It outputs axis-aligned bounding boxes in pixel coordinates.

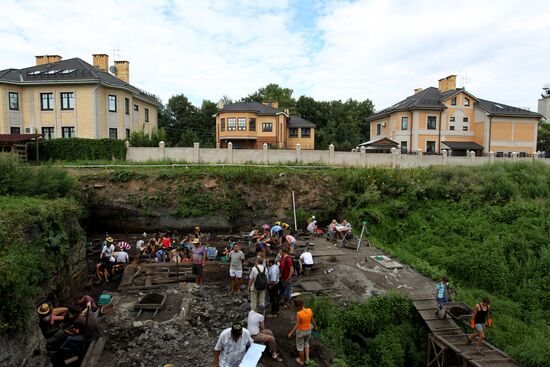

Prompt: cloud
[1,0,549,111]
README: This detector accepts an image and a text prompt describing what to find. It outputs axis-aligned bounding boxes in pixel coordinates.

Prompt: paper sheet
[240,343,266,367]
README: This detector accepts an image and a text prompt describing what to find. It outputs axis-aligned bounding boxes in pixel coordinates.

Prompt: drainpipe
[409,111,413,153]
[93,84,100,138]
[438,110,443,154]
[488,115,492,154]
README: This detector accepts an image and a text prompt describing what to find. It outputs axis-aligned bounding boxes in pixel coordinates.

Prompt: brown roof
[0,134,42,143]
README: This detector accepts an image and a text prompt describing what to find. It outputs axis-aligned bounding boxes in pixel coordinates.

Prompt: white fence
[125,142,549,168]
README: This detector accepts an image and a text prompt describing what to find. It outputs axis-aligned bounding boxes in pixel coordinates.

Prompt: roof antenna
[461,75,468,89]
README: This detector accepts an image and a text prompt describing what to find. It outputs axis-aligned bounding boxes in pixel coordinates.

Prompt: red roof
[0,134,42,143]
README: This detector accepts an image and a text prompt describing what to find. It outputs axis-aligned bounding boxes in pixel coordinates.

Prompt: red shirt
[162,237,171,248]
[280,255,293,280]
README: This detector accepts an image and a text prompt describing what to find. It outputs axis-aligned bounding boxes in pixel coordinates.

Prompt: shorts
[229,268,242,278]
[475,323,485,332]
[296,329,311,351]
[192,263,203,276]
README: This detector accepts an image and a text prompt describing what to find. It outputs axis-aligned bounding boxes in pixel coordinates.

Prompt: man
[248,257,268,311]
[299,247,314,275]
[467,298,492,355]
[191,238,207,285]
[228,243,245,294]
[98,237,115,281]
[270,224,283,247]
[267,258,281,317]
[212,322,253,367]
[61,304,100,354]
[247,305,283,362]
[279,247,294,309]
[136,238,146,255]
[434,276,450,318]
[114,247,129,264]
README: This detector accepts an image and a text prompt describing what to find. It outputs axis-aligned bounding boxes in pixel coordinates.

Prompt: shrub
[31,138,127,161]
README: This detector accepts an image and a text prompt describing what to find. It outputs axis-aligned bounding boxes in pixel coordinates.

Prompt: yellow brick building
[367,75,542,156]
[0,54,160,139]
[214,101,316,149]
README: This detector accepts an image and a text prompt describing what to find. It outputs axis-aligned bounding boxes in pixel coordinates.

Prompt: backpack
[254,265,268,291]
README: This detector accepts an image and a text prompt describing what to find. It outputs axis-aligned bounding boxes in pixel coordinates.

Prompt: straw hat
[106,237,114,243]
[192,238,200,244]
[37,303,51,315]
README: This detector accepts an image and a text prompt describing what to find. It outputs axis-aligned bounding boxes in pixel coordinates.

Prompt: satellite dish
[109,65,117,74]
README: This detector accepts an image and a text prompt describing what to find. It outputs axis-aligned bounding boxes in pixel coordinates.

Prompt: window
[450,126,455,131]
[426,141,436,154]
[289,128,298,137]
[40,93,54,110]
[376,123,381,135]
[427,116,437,130]
[401,141,408,154]
[125,98,130,115]
[126,128,130,139]
[61,126,75,138]
[10,127,20,134]
[262,122,272,132]
[238,117,246,131]
[464,97,470,106]
[451,97,457,106]
[227,118,236,131]
[60,92,74,110]
[109,128,118,139]
[145,108,149,122]
[9,92,19,110]
[463,117,469,122]
[450,117,455,122]
[249,118,256,131]
[42,127,55,139]
[221,118,225,131]
[462,126,468,131]
[133,104,139,111]
[401,117,408,130]
[301,128,311,137]
[108,95,117,112]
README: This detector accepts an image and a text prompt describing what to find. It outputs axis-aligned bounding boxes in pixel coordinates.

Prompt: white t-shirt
[307,221,317,233]
[115,251,129,263]
[101,244,115,258]
[268,264,280,283]
[228,250,245,271]
[249,264,266,291]
[214,327,253,367]
[136,240,145,251]
[247,310,264,336]
[300,251,314,265]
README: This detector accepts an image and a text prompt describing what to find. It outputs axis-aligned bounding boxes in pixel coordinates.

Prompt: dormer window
[451,97,457,106]
[464,97,470,106]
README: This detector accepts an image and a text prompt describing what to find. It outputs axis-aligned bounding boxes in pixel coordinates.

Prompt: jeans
[62,335,85,353]
[282,280,291,304]
[268,284,280,314]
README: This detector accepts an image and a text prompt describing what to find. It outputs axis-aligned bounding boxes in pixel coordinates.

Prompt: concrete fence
[125,141,549,168]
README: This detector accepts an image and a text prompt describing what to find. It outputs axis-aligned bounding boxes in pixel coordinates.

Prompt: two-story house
[368,75,542,156]
[214,101,316,149]
[0,54,160,139]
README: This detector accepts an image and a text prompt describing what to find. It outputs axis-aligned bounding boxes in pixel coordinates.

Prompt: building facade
[538,85,550,123]
[0,54,160,139]
[214,101,316,149]
[368,75,542,156]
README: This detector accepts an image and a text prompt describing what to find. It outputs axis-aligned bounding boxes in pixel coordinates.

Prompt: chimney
[262,101,279,109]
[93,54,109,72]
[438,75,457,92]
[114,60,129,83]
[35,55,62,65]
[414,88,423,94]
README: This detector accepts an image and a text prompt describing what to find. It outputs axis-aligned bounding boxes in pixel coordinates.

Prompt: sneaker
[272,353,283,362]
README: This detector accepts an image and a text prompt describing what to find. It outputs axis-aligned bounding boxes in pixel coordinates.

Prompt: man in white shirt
[267,258,280,317]
[299,248,314,275]
[228,244,245,294]
[247,305,283,362]
[114,249,129,264]
[212,323,253,367]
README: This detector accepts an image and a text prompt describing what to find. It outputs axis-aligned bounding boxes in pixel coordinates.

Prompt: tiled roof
[442,141,484,150]
[368,87,541,120]
[0,58,161,106]
[288,116,316,128]
[218,101,285,115]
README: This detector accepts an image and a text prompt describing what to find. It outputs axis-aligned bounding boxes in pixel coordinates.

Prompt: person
[114,247,129,264]
[279,247,294,309]
[161,233,172,249]
[299,247,314,275]
[336,219,351,240]
[267,258,281,317]
[74,295,98,314]
[467,298,492,355]
[248,256,267,311]
[136,238,146,255]
[61,304,100,354]
[37,303,68,327]
[145,238,158,257]
[434,276,450,318]
[247,305,283,362]
[171,246,183,262]
[228,243,245,294]
[306,218,317,234]
[191,238,207,285]
[98,238,115,281]
[270,223,283,246]
[156,247,167,263]
[213,322,253,367]
[284,234,298,254]
[117,241,131,252]
[193,225,202,239]
[249,227,261,244]
[288,298,318,366]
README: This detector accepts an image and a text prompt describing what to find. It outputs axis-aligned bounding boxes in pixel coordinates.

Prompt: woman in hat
[37,303,68,326]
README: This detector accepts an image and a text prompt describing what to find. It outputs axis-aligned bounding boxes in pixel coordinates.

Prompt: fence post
[416,149,423,167]
[159,141,166,161]
[263,143,268,163]
[125,140,131,160]
[296,143,302,163]
[227,142,233,164]
[390,147,398,168]
[468,150,475,165]
[442,149,448,165]
[193,142,200,163]
[511,151,518,162]
[489,151,495,164]
[360,146,367,167]
[329,144,335,165]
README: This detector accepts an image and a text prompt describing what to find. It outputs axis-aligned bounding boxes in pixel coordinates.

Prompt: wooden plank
[81,336,105,367]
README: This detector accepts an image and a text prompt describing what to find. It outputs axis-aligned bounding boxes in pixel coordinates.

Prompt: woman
[467,298,492,355]
[288,298,318,365]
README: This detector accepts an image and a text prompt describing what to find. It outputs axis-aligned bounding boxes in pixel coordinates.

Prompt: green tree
[179,129,199,147]
[243,83,296,110]
[537,121,550,154]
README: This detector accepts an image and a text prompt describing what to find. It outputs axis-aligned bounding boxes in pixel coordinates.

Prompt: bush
[129,129,166,147]
[31,138,127,161]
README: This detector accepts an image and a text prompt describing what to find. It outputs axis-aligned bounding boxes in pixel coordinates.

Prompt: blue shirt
[270,225,283,235]
[436,282,447,299]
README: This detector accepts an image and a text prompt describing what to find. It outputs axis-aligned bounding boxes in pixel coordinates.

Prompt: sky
[1,0,549,111]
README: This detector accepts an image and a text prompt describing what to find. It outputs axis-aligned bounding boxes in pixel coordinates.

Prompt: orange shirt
[297,308,313,331]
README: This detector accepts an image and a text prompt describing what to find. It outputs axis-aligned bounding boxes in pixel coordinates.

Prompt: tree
[179,129,199,147]
[537,121,550,154]
[242,83,296,110]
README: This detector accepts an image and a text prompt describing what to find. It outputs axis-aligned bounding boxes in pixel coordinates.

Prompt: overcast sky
[1,0,549,111]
